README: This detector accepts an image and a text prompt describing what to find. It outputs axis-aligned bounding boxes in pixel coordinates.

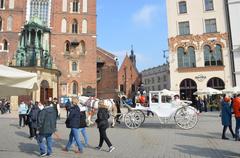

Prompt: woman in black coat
[95,100,115,152]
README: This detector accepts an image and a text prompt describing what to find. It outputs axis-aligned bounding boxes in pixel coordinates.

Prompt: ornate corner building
[0,0,97,102]
[166,0,233,100]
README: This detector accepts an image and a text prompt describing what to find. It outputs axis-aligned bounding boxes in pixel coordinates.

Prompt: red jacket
[233,97,240,118]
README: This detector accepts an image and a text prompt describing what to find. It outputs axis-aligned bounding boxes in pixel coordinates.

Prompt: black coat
[29,106,40,128]
[79,111,87,128]
[37,106,57,134]
[65,106,81,128]
[95,108,110,129]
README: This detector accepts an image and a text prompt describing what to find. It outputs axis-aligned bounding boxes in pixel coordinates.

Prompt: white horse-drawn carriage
[120,91,199,130]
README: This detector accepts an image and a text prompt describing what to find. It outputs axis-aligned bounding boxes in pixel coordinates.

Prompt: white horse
[78,96,118,127]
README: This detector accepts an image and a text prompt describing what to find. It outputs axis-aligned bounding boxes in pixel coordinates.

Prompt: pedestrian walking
[79,104,88,147]
[233,94,240,141]
[37,100,57,157]
[221,96,235,140]
[28,101,40,139]
[18,101,28,128]
[95,100,115,152]
[63,97,84,154]
[52,98,61,120]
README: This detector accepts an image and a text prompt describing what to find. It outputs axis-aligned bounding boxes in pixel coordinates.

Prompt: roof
[97,47,116,60]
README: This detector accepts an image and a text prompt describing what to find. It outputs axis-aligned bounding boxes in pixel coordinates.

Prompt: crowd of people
[17,96,115,157]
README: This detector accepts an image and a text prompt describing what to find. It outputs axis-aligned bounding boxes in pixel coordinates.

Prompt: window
[82,19,87,33]
[152,77,154,84]
[158,77,161,82]
[0,17,2,31]
[205,19,217,33]
[177,46,196,68]
[163,75,167,81]
[0,0,4,9]
[152,86,155,91]
[205,0,214,11]
[62,0,67,12]
[179,21,190,35]
[158,85,161,90]
[72,19,78,33]
[72,0,79,12]
[9,0,14,9]
[82,0,87,12]
[72,81,78,95]
[204,44,223,66]
[65,41,70,53]
[72,62,77,71]
[3,39,8,50]
[7,16,13,31]
[179,1,187,14]
[207,77,225,90]
[61,18,67,33]
[30,0,49,25]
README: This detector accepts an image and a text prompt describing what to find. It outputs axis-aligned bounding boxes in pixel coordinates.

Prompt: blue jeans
[235,117,240,139]
[66,128,84,152]
[80,128,88,145]
[37,133,53,155]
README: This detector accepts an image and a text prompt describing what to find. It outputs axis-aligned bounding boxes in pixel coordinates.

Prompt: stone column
[35,30,38,48]
[28,29,31,45]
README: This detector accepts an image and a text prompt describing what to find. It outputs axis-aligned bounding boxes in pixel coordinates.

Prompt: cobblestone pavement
[0,109,239,158]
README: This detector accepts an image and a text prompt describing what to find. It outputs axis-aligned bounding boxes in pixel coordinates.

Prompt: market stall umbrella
[159,89,178,96]
[193,87,222,95]
[0,65,38,96]
[222,87,240,94]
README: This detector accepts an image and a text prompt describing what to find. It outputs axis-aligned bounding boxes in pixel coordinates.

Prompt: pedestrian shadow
[18,142,39,156]
[9,123,19,128]
[15,131,29,138]
[176,132,218,139]
[173,144,240,158]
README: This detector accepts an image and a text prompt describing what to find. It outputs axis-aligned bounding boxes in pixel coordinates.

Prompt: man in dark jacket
[37,103,57,157]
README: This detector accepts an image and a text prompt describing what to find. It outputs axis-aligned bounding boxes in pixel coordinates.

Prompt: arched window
[7,16,13,31]
[72,62,77,71]
[207,77,225,90]
[0,17,2,31]
[82,19,87,33]
[215,44,223,65]
[72,81,78,95]
[30,0,49,25]
[82,0,87,12]
[3,39,8,50]
[72,19,78,33]
[80,40,86,54]
[180,78,197,100]
[204,44,223,66]
[177,46,196,68]
[61,18,67,33]
[62,0,67,12]
[65,41,70,53]
[72,0,79,12]
[0,0,5,9]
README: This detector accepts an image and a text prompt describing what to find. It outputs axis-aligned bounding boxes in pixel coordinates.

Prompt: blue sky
[97,0,168,71]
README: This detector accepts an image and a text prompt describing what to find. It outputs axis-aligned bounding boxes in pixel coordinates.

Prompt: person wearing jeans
[64,97,84,153]
[37,101,57,157]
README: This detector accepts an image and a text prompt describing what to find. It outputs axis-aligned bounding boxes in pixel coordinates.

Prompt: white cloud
[132,5,159,26]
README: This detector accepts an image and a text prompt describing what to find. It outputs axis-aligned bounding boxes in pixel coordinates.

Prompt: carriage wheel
[134,110,145,125]
[174,106,198,130]
[124,111,143,129]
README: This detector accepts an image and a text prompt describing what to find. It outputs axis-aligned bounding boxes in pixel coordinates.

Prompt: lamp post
[162,50,169,64]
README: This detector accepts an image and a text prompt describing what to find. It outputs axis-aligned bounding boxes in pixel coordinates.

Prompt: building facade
[228,0,240,86]
[118,49,140,98]
[141,64,170,93]
[0,0,97,100]
[96,47,118,99]
[167,0,233,100]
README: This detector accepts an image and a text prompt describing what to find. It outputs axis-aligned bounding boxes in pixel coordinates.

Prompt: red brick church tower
[0,0,97,98]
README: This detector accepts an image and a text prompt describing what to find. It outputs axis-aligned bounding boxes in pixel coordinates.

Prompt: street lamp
[162,50,169,64]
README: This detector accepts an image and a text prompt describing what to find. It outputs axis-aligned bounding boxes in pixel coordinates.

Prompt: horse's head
[78,96,91,105]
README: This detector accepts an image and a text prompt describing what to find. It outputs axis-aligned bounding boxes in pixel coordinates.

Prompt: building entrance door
[40,80,52,104]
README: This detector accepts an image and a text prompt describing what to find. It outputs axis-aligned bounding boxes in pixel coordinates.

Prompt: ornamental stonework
[168,33,229,52]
